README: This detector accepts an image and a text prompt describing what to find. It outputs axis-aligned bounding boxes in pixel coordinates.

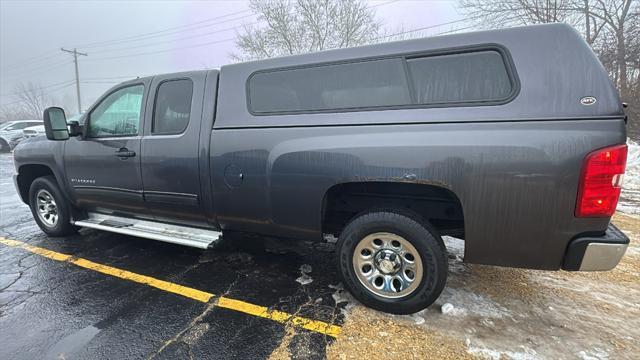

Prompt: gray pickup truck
[12,23,630,314]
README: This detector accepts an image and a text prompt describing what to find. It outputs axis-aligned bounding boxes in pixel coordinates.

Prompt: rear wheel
[336,210,447,314]
[29,176,78,236]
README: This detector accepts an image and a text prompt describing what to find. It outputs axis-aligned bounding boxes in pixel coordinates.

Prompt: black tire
[336,210,448,314]
[29,175,78,236]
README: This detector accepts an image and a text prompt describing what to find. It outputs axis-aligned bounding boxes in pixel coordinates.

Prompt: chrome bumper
[563,224,629,271]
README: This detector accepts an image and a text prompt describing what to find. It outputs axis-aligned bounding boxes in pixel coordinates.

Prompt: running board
[73,213,221,249]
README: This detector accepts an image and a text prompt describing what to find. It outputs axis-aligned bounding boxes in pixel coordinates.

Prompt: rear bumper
[563,223,629,271]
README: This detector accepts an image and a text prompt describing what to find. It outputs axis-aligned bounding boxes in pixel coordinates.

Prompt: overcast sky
[0,0,462,113]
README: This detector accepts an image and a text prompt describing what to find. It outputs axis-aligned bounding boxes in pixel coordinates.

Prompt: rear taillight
[575,144,628,217]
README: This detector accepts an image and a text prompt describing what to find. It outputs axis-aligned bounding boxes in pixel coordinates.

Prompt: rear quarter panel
[211,119,626,269]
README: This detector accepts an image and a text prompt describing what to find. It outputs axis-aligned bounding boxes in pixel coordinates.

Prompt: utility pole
[61,48,87,114]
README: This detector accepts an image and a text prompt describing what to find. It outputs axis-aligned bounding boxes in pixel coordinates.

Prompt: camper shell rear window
[247,45,519,115]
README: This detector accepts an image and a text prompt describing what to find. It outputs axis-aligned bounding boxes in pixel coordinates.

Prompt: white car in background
[0,120,43,152]
[22,124,46,138]
[8,124,46,149]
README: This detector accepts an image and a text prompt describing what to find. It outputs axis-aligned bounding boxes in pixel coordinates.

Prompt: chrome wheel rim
[352,232,423,299]
[35,189,58,227]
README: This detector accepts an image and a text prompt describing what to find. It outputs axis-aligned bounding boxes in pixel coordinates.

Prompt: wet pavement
[0,153,343,359]
[2,149,640,360]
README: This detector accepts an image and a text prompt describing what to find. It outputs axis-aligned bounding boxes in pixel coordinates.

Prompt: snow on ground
[295,264,314,285]
[328,213,640,359]
[618,138,640,215]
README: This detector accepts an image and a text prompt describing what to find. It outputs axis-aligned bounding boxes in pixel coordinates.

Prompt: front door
[140,72,207,226]
[64,82,149,217]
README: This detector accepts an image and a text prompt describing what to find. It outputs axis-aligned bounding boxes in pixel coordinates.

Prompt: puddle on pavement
[45,325,100,359]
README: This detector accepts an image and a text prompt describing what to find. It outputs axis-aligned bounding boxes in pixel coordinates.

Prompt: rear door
[140,72,208,226]
[64,82,149,217]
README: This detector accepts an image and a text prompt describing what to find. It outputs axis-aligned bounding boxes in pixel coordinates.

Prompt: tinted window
[152,79,193,134]
[88,85,144,137]
[12,123,30,130]
[249,59,411,113]
[407,51,512,104]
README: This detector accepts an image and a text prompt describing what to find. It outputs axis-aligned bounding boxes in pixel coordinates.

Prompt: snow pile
[618,138,640,214]
[329,283,357,317]
[295,264,313,285]
[440,303,456,315]
[443,236,465,258]
[438,287,511,318]
[467,345,540,360]
[576,347,609,360]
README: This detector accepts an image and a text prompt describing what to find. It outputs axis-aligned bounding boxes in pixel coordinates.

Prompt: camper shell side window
[246,45,519,115]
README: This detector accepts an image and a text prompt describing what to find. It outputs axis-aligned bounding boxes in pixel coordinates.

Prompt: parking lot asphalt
[0,153,343,359]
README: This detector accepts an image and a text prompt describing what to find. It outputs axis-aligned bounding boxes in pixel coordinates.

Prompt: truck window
[88,85,144,138]
[152,79,193,135]
[248,58,411,114]
[406,51,512,104]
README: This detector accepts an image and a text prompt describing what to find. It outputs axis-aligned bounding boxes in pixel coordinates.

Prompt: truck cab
[14,70,221,248]
[64,72,217,228]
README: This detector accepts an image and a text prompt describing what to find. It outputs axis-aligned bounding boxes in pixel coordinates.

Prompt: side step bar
[73,213,221,249]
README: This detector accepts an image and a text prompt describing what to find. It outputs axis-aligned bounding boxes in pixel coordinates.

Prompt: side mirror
[68,121,82,137]
[43,107,69,141]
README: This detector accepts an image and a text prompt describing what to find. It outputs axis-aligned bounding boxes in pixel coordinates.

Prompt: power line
[431,24,480,36]
[89,20,263,55]
[73,9,253,49]
[1,60,73,80]
[0,49,62,71]
[0,10,254,75]
[0,82,76,108]
[374,17,475,41]
[2,0,400,74]
[0,79,76,97]
[370,0,401,8]
[82,0,404,62]
[85,36,236,62]
[87,12,257,52]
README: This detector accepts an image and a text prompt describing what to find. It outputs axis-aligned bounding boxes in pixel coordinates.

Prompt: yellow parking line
[0,237,341,338]
[217,297,342,338]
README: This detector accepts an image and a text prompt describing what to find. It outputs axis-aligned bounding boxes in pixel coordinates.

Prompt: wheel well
[16,164,55,204]
[322,182,465,239]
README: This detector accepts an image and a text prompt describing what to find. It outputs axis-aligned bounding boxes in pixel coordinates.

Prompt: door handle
[115,148,136,158]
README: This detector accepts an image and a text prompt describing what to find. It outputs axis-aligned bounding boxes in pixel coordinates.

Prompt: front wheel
[336,210,448,314]
[29,176,78,236]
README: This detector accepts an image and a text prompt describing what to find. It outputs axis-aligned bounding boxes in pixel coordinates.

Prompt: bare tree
[458,0,581,28]
[458,0,640,140]
[588,0,636,97]
[232,0,381,61]
[0,104,33,122]
[14,82,54,119]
